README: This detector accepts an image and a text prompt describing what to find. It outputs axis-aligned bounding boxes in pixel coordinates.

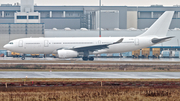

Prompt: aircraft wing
[70,38,124,52]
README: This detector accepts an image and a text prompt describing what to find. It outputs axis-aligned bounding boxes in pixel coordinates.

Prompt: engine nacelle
[57,50,78,58]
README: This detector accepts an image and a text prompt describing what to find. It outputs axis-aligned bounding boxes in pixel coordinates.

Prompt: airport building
[0,2,180,29]
[0,0,180,58]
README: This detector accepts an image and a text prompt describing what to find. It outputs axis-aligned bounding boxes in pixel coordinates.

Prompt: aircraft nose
[3,44,8,49]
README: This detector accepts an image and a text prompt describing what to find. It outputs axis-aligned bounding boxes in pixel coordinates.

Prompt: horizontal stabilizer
[151,36,175,44]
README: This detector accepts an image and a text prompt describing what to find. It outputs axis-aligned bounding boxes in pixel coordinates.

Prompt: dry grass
[0,78,180,82]
[0,86,179,101]
[0,78,179,101]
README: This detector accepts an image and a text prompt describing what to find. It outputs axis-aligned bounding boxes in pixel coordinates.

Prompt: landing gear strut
[21,54,25,60]
[82,51,94,61]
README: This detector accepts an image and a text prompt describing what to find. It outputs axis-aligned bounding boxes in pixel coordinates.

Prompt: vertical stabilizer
[139,11,174,37]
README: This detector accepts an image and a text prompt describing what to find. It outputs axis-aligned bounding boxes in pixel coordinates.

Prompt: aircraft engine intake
[57,50,78,58]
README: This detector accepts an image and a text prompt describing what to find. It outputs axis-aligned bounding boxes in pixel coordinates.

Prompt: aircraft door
[98,40,101,44]
[18,40,23,47]
[135,38,139,45]
[44,40,49,47]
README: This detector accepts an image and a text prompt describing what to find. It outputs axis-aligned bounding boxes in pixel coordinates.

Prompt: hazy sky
[0,0,179,6]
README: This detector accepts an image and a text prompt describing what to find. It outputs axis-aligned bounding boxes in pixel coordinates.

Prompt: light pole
[99,0,101,37]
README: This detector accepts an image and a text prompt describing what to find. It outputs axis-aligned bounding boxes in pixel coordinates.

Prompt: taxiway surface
[1,57,180,62]
[0,57,180,65]
[0,72,180,78]
[0,57,180,79]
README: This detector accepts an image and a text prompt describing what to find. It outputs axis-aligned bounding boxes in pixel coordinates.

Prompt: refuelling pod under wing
[57,50,79,58]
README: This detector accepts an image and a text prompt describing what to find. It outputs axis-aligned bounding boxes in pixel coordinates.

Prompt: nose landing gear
[21,54,26,60]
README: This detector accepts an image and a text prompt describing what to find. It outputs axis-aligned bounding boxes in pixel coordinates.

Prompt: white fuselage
[4,37,154,55]
[3,11,174,60]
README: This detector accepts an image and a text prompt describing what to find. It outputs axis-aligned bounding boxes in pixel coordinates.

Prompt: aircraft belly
[23,44,43,54]
[107,43,136,53]
[44,48,55,54]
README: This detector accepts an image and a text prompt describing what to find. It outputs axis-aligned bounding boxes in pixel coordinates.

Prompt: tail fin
[139,11,174,37]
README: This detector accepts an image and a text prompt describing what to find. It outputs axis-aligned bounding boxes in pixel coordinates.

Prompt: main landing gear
[21,54,25,60]
[82,57,94,61]
[82,51,94,61]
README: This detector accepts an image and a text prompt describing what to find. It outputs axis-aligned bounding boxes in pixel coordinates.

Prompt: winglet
[113,38,124,44]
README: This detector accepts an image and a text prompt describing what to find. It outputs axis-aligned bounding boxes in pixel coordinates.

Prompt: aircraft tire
[21,57,25,60]
[88,57,94,61]
[82,57,88,61]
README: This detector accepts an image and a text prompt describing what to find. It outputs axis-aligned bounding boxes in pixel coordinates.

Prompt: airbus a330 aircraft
[3,11,174,61]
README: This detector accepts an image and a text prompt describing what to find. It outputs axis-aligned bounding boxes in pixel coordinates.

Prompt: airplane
[3,11,174,61]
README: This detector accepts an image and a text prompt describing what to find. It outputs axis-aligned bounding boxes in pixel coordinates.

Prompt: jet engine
[57,50,78,58]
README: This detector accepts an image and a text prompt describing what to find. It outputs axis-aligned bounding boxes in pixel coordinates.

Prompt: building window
[17,16,27,19]
[29,16,39,19]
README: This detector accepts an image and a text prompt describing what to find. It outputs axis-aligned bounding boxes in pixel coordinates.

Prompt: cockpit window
[9,42,13,44]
